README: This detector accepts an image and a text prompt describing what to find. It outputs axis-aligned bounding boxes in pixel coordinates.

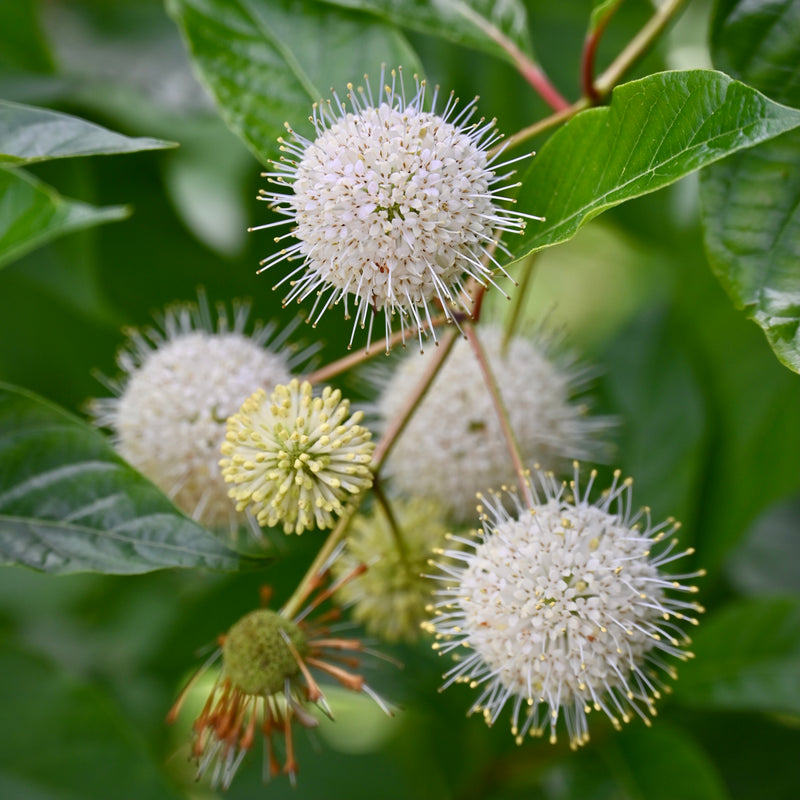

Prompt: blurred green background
[1,1,799,798]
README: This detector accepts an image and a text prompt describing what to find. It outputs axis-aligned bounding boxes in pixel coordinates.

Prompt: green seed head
[223,609,308,695]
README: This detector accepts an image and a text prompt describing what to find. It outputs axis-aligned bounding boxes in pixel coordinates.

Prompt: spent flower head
[379,326,611,521]
[426,464,704,748]
[220,379,375,534]
[254,67,533,351]
[168,573,392,789]
[332,497,450,643]
[90,295,303,530]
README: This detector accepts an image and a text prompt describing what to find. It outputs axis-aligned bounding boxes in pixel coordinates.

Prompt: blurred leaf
[701,0,800,372]
[726,495,800,596]
[0,0,53,73]
[0,100,175,165]
[167,0,421,164]
[0,167,129,270]
[0,645,182,800]
[315,0,534,60]
[512,70,800,261]
[601,305,708,538]
[710,0,800,100]
[674,596,800,715]
[0,382,248,575]
[605,723,729,800]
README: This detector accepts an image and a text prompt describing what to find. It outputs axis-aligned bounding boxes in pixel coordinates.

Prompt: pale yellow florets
[220,379,375,534]
[332,499,450,643]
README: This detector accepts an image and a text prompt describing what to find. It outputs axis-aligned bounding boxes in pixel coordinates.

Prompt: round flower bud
[220,379,375,534]
[254,67,531,351]
[90,297,298,530]
[427,465,704,748]
[332,498,449,643]
[379,326,610,521]
[223,609,308,695]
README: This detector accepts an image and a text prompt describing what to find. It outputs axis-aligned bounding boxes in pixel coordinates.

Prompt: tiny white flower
[378,326,610,521]
[427,464,704,748]
[90,295,307,530]
[253,67,533,352]
[219,379,375,534]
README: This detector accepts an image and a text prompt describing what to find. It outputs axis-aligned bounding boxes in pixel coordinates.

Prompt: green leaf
[710,0,800,102]
[0,645,183,800]
[0,100,175,165]
[673,596,800,715]
[701,129,800,372]
[167,0,421,165]
[608,723,730,800]
[701,0,800,372]
[0,167,129,270]
[725,495,800,596]
[511,70,800,260]
[0,382,247,574]
[535,722,728,800]
[314,0,534,61]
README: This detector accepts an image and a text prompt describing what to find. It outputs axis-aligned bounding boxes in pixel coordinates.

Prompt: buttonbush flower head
[379,326,611,521]
[168,575,392,789]
[426,464,704,748]
[220,379,375,534]
[254,67,532,351]
[332,497,450,643]
[90,295,302,530]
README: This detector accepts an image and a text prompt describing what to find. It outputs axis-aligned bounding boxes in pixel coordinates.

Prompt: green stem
[305,312,451,384]
[283,327,459,619]
[450,0,569,111]
[463,323,533,506]
[594,0,689,96]
[490,100,588,158]
[493,0,688,155]
[373,477,411,571]
[281,507,355,620]
[373,326,459,471]
[502,253,538,354]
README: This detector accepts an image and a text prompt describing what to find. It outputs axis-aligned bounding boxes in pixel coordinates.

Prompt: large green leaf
[0,100,175,165]
[167,0,421,165]
[313,0,534,61]
[0,167,129,270]
[511,70,800,260]
[673,596,800,715]
[701,0,800,372]
[0,645,183,800]
[0,382,247,574]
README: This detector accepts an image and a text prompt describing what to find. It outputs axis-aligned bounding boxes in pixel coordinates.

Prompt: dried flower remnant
[426,464,704,748]
[90,295,300,530]
[253,67,534,351]
[168,575,392,789]
[332,497,450,643]
[220,379,375,534]
[379,326,611,521]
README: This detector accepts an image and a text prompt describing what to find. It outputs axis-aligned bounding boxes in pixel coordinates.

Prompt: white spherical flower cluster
[220,379,375,534]
[427,465,704,748]
[379,326,609,521]
[90,297,299,530]
[254,67,531,351]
